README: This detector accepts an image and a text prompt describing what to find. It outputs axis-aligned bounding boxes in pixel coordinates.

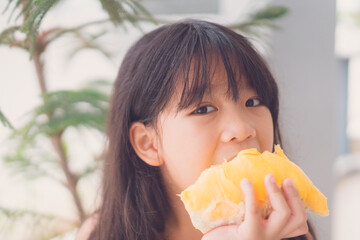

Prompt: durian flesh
[180,145,329,233]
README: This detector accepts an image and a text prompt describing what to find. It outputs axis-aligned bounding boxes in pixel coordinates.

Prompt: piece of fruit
[179,145,329,233]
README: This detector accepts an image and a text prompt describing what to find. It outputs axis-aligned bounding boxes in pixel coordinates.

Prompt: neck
[163,185,203,240]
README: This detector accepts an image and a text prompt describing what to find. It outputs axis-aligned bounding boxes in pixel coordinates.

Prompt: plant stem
[32,35,86,223]
[33,48,47,95]
[51,132,86,222]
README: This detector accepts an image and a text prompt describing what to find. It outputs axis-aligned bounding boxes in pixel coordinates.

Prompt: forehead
[167,59,250,110]
[187,54,248,92]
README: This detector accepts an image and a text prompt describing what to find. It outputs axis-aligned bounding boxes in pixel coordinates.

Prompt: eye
[192,105,217,115]
[245,98,262,107]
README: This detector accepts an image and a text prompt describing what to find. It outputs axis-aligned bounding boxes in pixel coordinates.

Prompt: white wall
[0,1,135,239]
[0,0,341,239]
[268,1,341,239]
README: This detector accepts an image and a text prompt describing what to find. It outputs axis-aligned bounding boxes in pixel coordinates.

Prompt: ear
[129,122,163,166]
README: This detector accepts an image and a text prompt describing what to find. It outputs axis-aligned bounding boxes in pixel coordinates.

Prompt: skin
[132,64,308,240]
[202,176,309,240]
[76,64,309,240]
[156,81,274,195]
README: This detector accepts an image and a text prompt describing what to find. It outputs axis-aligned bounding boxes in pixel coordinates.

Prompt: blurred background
[0,0,359,239]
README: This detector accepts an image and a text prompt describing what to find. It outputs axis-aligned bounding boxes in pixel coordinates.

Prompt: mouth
[219,153,239,164]
[225,154,237,162]
[221,146,260,163]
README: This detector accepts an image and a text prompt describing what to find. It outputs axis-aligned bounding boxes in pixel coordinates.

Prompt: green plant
[229,5,288,39]
[0,109,14,130]
[1,1,155,239]
[0,1,287,239]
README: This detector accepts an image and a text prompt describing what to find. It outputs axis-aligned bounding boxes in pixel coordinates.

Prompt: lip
[221,146,260,163]
[225,153,237,162]
[217,153,238,164]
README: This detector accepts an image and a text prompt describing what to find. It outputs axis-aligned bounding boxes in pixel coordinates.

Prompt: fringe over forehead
[120,19,278,125]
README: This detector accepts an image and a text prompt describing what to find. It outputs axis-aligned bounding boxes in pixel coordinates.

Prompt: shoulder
[305,232,314,240]
[75,214,99,240]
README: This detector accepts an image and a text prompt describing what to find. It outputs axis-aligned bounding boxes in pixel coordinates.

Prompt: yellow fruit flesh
[180,145,329,233]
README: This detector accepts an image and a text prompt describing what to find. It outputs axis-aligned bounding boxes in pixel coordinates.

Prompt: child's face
[155,66,274,194]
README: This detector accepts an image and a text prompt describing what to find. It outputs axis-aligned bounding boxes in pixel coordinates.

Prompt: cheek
[158,118,216,190]
[258,110,274,152]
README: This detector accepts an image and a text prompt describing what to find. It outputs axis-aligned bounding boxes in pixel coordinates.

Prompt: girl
[77,19,315,240]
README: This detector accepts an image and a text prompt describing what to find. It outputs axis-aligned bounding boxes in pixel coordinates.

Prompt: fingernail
[285,178,298,195]
[241,178,251,189]
[265,174,278,192]
[269,174,276,184]
[286,178,294,187]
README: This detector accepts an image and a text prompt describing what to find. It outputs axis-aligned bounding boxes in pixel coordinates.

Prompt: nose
[220,111,256,143]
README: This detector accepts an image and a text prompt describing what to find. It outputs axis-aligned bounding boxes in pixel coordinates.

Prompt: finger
[201,225,239,240]
[280,178,309,238]
[241,178,262,226]
[264,174,291,237]
[282,225,309,239]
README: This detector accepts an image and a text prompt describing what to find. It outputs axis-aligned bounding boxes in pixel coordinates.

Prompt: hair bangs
[175,29,247,111]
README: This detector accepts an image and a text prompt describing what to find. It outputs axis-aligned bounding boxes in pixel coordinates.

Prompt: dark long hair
[89,19,315,240]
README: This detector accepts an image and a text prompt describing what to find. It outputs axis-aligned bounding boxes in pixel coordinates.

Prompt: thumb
[202,225,239,240]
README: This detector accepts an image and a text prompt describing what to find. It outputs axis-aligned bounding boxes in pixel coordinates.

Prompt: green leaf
[3,132,59,180]
[0,109,15,130]
[38,111,107,135]
[12,81,111,140]
[4,0,29,22]
[83,79,112,89]
[229,19,280,33]
[99,0,156,28]
[67,30,113,59]
[251,5,288,21]
[228,4,288,43]
[37,89,109,116]
[2,81,110,181]
[3,0,156,58]
[45,19,110,46]
[3,0,61,57]
[0,206,78,239]
[0,25,21,46]
[130,0,157,24]
[21,0,60,56]
[99,0,127,25]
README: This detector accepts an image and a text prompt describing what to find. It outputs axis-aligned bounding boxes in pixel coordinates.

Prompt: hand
[201,174,309,240]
